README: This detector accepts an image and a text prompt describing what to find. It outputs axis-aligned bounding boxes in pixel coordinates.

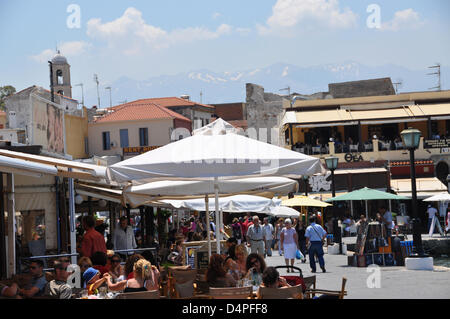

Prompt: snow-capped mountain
[82,62,449,107]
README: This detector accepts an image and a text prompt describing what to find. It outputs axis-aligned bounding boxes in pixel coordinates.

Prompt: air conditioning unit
[110,141,117,148]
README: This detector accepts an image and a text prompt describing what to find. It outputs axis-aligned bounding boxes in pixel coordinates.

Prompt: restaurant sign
[424,139,450,149]
[123,146,161,156]
[345,153,364,163]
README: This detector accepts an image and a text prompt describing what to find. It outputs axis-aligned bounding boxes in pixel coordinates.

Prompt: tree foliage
[0,85,16,110]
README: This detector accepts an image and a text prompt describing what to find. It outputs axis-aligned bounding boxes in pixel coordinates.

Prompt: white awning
[391,177,447,199]
[0,154,58,177]
[0,149,108,181]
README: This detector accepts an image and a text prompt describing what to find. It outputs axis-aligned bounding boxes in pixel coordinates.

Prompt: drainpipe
[55,176,61,254]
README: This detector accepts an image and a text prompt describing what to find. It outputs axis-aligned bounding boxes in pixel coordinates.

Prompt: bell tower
[51,50,72,98]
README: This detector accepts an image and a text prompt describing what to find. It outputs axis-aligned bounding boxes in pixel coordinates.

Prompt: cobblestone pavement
[264,241,450,299]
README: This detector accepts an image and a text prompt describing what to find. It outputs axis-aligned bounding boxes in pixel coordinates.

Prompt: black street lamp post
[400,128,426,257]
[325,156,341,253]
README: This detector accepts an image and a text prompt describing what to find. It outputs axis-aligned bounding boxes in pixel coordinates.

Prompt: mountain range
[82,61,449,107]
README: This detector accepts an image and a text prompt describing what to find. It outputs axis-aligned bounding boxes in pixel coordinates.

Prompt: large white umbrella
[108,119,323,253]
[423,192,450,202]
[123,177,296,257]
[123,176,296,208]
[162,195,281,213]
[266,206,300,218]
[423,192,450,218]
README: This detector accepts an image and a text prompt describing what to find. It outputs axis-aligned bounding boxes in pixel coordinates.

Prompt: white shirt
[113,225,137,253]
[427,207,438,219]
[383,211,393,229]
[262,223,274,241]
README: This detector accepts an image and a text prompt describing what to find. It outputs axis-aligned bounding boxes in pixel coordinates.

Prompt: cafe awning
[390,177,448,199]
[0,149,108,181]
[282,103,450,127]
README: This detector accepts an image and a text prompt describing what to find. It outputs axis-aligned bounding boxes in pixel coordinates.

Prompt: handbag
[295,249,304,260]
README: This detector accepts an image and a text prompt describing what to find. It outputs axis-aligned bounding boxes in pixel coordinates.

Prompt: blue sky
[1,0,449,101]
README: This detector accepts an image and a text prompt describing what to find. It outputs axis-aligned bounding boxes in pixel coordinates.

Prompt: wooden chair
[306,277,347,299]
[302,275,316,291]
[209,286,253,299]
[257,285,303,299]
[169,269,197,298]
[116,289,160,299]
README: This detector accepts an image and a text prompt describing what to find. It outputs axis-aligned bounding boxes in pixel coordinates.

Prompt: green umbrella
[326,187,409,219]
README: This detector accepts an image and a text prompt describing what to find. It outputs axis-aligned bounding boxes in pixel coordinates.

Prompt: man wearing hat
[83,267,107,295]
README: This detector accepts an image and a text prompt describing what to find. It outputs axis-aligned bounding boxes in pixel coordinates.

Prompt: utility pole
[428,64,441,91]
[105,86,112,108]
[279,86,290,96]
[94,74,100,108]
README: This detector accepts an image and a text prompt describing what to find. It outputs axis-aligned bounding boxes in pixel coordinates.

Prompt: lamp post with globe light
[400,128,426,257]
[325,156,341,253]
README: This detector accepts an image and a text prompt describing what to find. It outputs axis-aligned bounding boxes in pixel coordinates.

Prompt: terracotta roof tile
[94,102,191,124]
[110,97,214,111]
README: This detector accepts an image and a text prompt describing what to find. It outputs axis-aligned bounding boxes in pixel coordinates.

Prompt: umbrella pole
[365,200,368,220]
[321,207,324,227]
[205,194,211,258]
[214,177,221,254]
[350,200,354,217]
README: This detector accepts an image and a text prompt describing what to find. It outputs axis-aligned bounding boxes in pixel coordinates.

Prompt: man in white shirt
[113,216,137,260]
[262,217,274,257]
[246,216,265,256]
[427,205,438,234]
[379,207,393,237]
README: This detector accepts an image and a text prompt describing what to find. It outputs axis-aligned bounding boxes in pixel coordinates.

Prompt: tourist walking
[231,218,243,244]
[305,216,327,273]
[427,204,438,234]
[262,217,274,257]
[295,220,307,263]
[280,218,298,272]
[246,216,265,256]
[274,218,284,256]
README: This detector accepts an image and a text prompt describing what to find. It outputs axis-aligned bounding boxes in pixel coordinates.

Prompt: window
[139,128,148,146]
[102,131,110,150]
[56,70,63,85]
[120,129,129,148]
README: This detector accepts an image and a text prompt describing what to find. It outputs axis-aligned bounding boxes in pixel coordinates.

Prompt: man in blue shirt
[305,216,327,273]
[19,259,47,298]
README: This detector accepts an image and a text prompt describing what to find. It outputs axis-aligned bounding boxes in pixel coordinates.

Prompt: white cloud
[86,7,233,53]
[259,0,357,35]
[380,9,424,31]
[31,41,90,63]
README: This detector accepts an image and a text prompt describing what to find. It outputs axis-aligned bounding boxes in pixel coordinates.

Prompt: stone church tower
[51,51,72,98]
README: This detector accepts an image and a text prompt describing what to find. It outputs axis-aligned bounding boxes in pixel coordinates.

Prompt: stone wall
[246,83,286,146]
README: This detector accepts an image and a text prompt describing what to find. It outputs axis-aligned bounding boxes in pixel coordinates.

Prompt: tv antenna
[392,79,402,94]
[279,86,290,96]
[427,63,441,91]
[93,74,101,108]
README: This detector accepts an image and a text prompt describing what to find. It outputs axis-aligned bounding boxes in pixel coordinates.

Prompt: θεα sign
[345,153,364,162]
